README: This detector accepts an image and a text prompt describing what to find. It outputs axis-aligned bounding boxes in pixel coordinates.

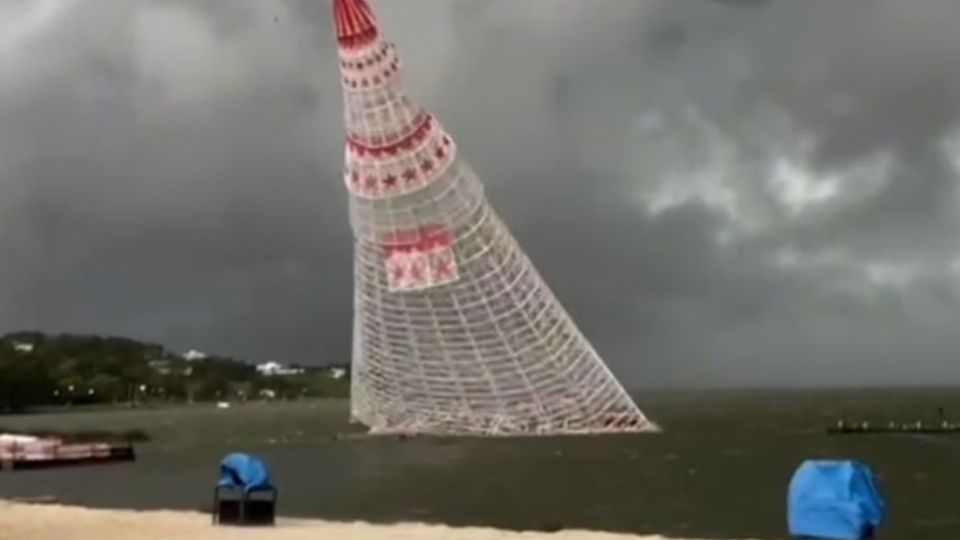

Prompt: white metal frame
[334,0,658,436]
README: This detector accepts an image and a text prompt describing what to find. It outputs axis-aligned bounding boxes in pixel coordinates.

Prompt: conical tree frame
[333,0,658,436]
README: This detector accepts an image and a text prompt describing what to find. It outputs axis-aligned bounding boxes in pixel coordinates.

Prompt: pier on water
[0,435,135,471]
[828,416,960,435]
[826,405,960,435]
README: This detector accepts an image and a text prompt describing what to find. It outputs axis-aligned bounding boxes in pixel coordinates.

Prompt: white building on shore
[12,342,35,353]
[256,362,305,377]
[182,350,208,362]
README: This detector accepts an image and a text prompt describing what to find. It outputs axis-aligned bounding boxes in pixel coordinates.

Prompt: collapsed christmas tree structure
[333,0,657,436]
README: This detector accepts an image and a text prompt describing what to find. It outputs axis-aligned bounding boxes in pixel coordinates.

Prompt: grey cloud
[0,0,958,386]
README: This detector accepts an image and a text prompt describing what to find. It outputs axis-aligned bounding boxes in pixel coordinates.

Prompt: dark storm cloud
[0,0,958,386]
[0,0,352,362]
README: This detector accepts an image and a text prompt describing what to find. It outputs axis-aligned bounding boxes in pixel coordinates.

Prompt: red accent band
[347,114,433,158]
[382,226,453,255]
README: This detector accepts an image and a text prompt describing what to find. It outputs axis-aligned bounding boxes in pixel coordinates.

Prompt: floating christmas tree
[333,0,656,436]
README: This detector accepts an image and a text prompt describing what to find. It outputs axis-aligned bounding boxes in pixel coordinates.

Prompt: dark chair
[211,453,278,526]
[212,484,278,526]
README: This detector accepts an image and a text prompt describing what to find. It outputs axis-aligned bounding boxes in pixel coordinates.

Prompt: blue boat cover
[218,453,273,493]
[787,460,886,540]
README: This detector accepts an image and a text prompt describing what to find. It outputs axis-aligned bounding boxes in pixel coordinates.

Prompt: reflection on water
[1,389,960,539]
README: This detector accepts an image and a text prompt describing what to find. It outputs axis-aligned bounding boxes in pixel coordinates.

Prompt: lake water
[1,389,960,539]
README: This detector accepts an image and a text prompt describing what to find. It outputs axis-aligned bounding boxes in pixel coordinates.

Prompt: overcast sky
[1,0,959,388]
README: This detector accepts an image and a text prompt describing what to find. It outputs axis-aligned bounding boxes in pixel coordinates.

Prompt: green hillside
[0,332,348,413]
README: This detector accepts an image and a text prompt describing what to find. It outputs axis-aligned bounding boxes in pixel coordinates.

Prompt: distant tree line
[0,332,349,413]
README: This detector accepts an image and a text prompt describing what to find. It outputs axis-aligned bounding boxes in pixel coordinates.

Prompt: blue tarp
[787,460,886,540]
[218,453,274,493]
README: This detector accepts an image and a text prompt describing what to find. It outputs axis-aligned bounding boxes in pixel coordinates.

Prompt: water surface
[1,389,959,539]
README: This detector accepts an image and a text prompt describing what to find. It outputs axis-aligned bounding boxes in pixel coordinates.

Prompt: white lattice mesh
[334,0,657,436]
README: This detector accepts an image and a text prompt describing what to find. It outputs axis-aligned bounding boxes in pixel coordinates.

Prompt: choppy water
[1,389,960,539]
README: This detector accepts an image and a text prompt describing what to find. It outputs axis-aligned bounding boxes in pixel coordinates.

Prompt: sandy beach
[0,501,759,540]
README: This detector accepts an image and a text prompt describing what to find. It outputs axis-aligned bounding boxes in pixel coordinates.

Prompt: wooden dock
[0,439,136,471]
[827,421,960,435]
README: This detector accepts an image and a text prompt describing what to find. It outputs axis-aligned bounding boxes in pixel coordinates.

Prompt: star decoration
[435,257,453,279]
[409,261,425,282]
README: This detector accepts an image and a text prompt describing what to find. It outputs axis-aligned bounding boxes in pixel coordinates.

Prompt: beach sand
[0,501,759,540]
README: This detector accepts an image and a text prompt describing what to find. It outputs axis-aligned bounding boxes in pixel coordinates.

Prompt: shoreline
[0,500,761,540]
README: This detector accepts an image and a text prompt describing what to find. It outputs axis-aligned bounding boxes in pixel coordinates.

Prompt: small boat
[0,433,135,471]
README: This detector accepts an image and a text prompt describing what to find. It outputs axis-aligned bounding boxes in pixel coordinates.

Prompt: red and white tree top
[333,0,379,49]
